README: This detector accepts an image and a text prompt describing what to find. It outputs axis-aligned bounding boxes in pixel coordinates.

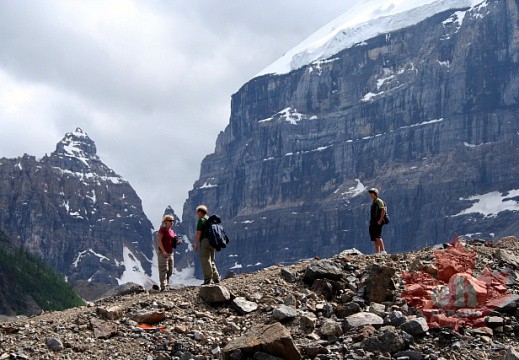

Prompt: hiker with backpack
[368,188,388,254]
[193,205,221,285]
[157,214,182,291]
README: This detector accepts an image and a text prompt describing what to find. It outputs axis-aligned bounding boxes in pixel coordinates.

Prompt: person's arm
[378,208,386,225]
[194,230,201,252]
[157,232,168,257]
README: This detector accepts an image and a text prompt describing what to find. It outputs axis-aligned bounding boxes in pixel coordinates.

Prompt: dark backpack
[206,215,230,251]
[383,201,390,225]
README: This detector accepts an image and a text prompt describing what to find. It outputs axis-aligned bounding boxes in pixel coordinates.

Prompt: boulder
[384,311,407,327]
[504,347,519,360]
[45,337,63,352]
[280,268,297,283]
[272,305,298,321]
[97,305,123,321]
[222,322,301,360]
[303,260,343,285]
[89,318,118,339]
[311,279,335,300]
[344,312,384,329]
[319,319,343,337]
[130,311,165,325]
[199,285,231,304]
[232,297,258,315]
[361,265,396,304]
[401,318,429,336]
[361,331,405,354]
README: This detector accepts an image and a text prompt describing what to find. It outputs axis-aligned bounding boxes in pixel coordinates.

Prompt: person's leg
[369,224,378,253]
[166,255,174,285]
[375,237,385,253]
[199,239,213,284]
[209,248,220,282]
[158,254,168,290]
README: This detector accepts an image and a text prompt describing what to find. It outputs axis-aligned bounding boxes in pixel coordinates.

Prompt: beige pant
[158,252,173,289]
[199,238,220,282]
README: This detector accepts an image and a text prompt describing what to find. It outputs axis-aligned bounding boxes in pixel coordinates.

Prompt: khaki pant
[199,238,220,282]
[158,252,173,290]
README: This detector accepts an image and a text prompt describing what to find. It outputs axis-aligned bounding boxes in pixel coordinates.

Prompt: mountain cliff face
[0,129,154,294]
[182,0,519,278]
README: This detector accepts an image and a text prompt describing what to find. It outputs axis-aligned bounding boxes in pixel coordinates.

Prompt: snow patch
[454,189,519,218]
[257,0,485,77]
[73,249,110,268]
[199,181,218,189]
[117,246,152,286]
[341,179,367,197]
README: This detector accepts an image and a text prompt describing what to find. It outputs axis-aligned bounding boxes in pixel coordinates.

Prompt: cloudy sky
[0,0,353,227]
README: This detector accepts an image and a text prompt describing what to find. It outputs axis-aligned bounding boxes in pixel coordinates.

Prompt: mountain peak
[53,128,98,165]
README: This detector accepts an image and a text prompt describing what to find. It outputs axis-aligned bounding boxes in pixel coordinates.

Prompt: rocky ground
[1,236,519,360]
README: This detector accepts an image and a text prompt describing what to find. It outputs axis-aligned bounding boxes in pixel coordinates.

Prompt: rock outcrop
[181,0,519,278]
[0,128,154,297]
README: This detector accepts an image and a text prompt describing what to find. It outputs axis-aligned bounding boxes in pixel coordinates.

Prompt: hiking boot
[379,251,388,255]
[202,280,211,285]
[213,278,220,284]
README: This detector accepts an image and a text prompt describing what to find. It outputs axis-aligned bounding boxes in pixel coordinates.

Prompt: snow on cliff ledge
[257,0,486,77]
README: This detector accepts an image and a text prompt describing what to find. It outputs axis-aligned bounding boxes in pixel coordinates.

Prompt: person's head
[196,205,208,218]
[368,188,379,200]
[162,214,174,227]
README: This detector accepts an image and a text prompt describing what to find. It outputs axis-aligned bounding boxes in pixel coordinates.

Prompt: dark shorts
[369,223,383,242]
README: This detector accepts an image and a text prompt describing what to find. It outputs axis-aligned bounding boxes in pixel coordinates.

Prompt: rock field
[1,236,519,360]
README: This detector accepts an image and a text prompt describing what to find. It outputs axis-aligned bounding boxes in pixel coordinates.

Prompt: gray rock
[300,312,317,330]
[344,312,384,329]
[494,294,519,314]
[97,305,123,321]
[368,303,386,317]
[90,318,118,339]
[495,249,519,268]
[272,305,298,321]
[384,311,408,327]
[311,279,335,300]
[361,265,396,304]
[283,293,297,307]
[253,352,284,360]
[401,318,429,336]
[393,350,423,360]
[504,347,519,360]
[485,316,504,328]
[280,268,297,283]
[303,260,343,285]
[199,285,231,304]
[222,322,301,359]
[362,331,405,354]
[337,302,362,318]
[232,297,258,315]
[131,311,166,325]
[340,248,363,256]
[45,338,63,352]
[319,319,343,337]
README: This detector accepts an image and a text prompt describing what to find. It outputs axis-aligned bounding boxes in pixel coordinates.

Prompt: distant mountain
[181,0,519,279]
[0,128,155,297]
[0,229,84,316]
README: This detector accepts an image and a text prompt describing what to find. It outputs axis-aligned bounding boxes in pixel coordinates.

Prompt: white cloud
[0,0,353,226]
